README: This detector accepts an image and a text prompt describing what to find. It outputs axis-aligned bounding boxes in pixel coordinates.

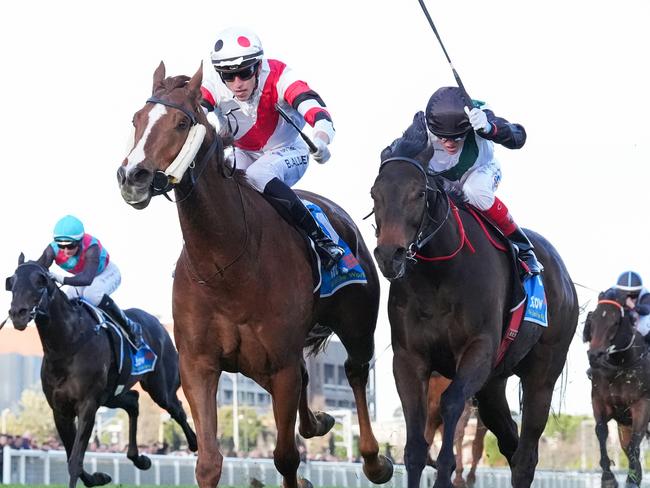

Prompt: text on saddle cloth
[302,200,367,298]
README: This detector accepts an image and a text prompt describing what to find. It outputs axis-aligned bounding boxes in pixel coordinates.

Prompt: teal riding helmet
[53,215,85,243]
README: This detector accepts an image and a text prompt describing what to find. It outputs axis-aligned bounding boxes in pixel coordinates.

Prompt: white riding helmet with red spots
[210,27,264,73]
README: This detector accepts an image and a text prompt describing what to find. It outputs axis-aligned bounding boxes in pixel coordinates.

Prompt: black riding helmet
[425,87,472,138]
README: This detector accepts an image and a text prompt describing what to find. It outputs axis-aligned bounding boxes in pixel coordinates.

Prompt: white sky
[1,0,649,422]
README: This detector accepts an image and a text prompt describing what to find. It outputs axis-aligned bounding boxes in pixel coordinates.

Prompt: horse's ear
[152,61,166,95]
[18,252,24,265]
[582,311,592,343]
[186,62,203,101]
[414,145,435,167]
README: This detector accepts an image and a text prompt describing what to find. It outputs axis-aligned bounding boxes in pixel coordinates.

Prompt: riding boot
[98,294,144,348]
[480,197,543,276]
[264,178,344,270]
[506,226,543,276]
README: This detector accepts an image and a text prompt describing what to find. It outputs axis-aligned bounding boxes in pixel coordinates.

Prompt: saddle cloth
[303,200,368,297]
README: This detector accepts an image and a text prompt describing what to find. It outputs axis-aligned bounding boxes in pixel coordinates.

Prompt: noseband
[14,263,55,321]
[596,299,639,358]
[378,157,451,258]
[145,96,222,202]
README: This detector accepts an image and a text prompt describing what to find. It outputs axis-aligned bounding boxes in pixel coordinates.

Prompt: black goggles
[433,133,466,142]
[56,242,79,250]
[217,63,259,83]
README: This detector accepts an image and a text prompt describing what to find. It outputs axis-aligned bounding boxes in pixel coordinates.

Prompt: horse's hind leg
[105,390,151,470]
[474,377,518,464]
[271,364,311,488]
[53,410,111,488]
[621,403,650,488]
[425,374,450,469]
[140,367,198,451]
[297,359,335,438]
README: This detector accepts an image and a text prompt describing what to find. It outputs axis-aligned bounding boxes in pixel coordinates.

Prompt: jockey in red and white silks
[200,26,343,269]
[200,57,335,191]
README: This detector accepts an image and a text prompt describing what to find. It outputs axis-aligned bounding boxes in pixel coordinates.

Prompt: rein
[146,97,223,203]
[145,95,249,284]
[596,298,644,360]
[378,157,477,261]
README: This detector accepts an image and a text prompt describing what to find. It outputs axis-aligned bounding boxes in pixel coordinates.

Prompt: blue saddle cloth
[130,343,157,375]
[303,200,368,298]
[523,274,548,327]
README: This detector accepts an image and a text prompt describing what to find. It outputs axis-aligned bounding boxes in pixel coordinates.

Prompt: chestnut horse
[5,257,197,488]
[370,143,578,488]
[115,62,392,488]
[584,288,650,488]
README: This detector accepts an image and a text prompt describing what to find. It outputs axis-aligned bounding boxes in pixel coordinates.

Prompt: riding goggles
[217,62,259,83]
[433,133,466,142]
[56,241,79,249]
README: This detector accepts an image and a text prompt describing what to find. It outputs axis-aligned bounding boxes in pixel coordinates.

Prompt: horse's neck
[35,291,83,354]
[176,144,256,272]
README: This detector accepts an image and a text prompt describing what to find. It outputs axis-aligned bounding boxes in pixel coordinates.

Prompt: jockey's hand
[312,132,331,164]
[465,106,492,133]
[49,272,65,285]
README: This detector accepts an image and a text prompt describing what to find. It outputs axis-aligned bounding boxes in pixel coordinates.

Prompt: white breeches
[235,143,310,191]
[443,159,502,211]
[65,261,121,306]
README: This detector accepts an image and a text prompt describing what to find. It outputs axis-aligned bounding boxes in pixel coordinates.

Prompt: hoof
[297,477,314,488]
[132,454,152,470]
[81,472,112,487]
[299,411,335,438]
[602,474,619,488]
[453,477,467,488]
[467,472,477,488]
[363,455,394,484]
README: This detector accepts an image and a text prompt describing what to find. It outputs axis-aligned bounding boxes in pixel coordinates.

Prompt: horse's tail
[304,323,334,356]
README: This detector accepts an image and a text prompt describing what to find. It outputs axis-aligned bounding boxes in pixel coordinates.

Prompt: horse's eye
[177,119,189,131]
[419,191,426,198]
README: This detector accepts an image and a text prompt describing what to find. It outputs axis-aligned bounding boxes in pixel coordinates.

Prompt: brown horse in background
[115,62,393,488]
[370,142,578,488]
[584,288,650,488]
[426,375,487,488]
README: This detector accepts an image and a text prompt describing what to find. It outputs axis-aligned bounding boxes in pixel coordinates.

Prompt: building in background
[0,325,376,421]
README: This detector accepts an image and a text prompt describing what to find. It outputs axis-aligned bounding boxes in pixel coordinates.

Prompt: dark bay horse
[426,374,487,488]
[5,256,197,488]
[115,62,392,488]
[370,147,578,488]
[584,288,650,488]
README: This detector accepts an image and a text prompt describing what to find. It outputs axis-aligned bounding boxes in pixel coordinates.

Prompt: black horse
[370,143,578,488]
[584,288,650,488]
[5,255,197,488]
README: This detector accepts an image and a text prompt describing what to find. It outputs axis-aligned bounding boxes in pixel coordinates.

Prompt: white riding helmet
[210,27,264,73]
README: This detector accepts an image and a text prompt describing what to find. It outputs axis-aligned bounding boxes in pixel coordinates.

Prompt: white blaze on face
[125,104,167,172]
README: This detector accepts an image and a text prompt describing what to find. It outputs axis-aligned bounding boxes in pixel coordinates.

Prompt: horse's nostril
[394,247,407,262]
[130,168,152,186]
[116,166,126,186]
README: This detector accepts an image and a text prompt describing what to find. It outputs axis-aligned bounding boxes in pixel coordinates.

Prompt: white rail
[1,446,645,487]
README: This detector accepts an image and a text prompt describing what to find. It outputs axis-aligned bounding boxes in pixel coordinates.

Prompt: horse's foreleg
[394,350,430,488]
[180,353,222,488]
[466,413,486,488]
[297,360,335,438]
[425,375,450,469]
[622,401,650,488]
[67,401,101,488]
[53,410,111,488]
[594,417,617,488]
[106,390,151,470]
[271,365,308,488]
[452,403,471,488]
[344,357,394,484]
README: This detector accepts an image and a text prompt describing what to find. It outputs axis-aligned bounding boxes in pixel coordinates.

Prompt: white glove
[464,106,492,133]
[312,138,331,164]
[49,272,65,285]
